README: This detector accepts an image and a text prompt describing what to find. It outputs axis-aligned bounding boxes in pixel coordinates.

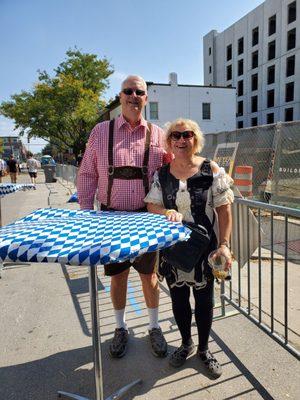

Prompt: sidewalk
[0,174,299,400]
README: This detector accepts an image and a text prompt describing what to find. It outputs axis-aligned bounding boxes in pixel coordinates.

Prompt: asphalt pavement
[0,172,299,400]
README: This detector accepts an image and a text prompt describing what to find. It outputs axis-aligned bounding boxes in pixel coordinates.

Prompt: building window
[269,15,276,35]
[287,28,296,50]
[202,103,211,120]
[285,108,293,121]
[209,47,212,55]
[267,113,274,124]
[252,51,258,69]
[237,120,244,129]
[251,74,258,91]
[268,40,276,60]
[267,89,275,108]
[226,44,232,61]
[286,55,295,76]
[252,27,259,46]
[285,82,294,102]
[209,65,212,74]
[267,65,275,84]
[238,59,244,76]
[237,80,243,96]
[251,117,258,127]
[149,102,159,120]
[288,1,296,24]
[251,96,258,113]
[238,37,244,55]
[226,64,232,80]
[237,100,243,116]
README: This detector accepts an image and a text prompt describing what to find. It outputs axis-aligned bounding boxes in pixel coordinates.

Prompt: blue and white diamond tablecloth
[0,208,190,266]
[0,183,36,197]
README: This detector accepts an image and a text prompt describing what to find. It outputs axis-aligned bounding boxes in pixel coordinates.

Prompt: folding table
[0,207,189,400]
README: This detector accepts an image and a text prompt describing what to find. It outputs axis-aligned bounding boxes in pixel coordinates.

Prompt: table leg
[58,264,142,400]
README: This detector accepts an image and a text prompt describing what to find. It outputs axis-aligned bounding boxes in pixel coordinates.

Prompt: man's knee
[139,272,159,290]
[111,269,130,285]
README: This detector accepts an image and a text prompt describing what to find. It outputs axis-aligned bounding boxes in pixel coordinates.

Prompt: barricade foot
[106,379,142,400]
[57,392,90,400]
[57,379,142,400]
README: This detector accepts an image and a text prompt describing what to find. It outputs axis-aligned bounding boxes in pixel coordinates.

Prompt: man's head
[119,75,148,123]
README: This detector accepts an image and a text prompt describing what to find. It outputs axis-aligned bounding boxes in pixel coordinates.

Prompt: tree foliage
[0,49,113,156]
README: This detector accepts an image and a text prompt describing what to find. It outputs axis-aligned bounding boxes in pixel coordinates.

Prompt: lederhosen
[101,119,152,211]
[102,119,157,275]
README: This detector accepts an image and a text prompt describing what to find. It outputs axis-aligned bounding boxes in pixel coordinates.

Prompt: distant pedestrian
[7,154,18,183]
[0,157,7,183]
[26,152,39,186]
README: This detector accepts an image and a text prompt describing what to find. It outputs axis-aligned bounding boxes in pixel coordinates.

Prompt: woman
[144,118,234,378]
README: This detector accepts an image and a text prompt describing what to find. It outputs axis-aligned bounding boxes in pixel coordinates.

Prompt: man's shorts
[29,171,37,178]
[104,251,158,276]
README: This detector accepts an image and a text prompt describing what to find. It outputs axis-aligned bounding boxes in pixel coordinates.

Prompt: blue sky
[0,0,264,151]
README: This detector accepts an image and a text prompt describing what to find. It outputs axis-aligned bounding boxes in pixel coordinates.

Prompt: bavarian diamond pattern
[0,183,36,197]
[0,208,190,266]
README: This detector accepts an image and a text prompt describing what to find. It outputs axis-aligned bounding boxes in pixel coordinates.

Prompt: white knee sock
[114,308,127,330]
[147,307,160,330]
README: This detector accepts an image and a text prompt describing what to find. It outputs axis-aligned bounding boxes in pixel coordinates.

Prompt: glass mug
[208,250,231,280]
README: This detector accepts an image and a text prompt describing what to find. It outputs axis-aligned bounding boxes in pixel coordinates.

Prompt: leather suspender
[106,119,152,208]
[106,119,115,207]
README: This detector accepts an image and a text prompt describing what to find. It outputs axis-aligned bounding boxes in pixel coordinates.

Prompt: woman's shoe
[169,342,195,367]
[198,349,222,378]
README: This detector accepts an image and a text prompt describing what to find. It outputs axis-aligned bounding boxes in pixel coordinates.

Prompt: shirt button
[132,190,135,193]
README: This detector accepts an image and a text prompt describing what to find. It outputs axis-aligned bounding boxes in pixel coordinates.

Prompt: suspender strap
[106,120,152,207]
[107,119,115,207]
[141,122,152,194]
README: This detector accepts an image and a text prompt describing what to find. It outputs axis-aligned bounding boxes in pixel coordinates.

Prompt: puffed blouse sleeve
[144,170,164,205]
[212,167,234,208]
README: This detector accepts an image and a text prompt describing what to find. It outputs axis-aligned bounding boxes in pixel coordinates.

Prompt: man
[26,152,39,186]
[7,154,18,183]
[77,75,168,359]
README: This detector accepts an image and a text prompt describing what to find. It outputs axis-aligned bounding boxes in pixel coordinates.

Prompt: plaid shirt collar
[117,114,148,132]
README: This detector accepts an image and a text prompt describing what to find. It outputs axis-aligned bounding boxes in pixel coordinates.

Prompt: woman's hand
[165,209,183,222]
[214,245,232,270]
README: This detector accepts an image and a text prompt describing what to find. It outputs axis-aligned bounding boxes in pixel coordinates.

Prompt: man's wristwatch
[219,240,230,248]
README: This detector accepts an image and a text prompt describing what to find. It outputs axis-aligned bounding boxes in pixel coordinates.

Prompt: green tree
[0,49,113,157]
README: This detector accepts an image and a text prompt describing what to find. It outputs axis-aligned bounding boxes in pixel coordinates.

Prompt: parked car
[41,155,56,166]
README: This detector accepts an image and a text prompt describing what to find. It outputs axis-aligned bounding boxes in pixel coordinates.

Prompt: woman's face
[168,124,195,157]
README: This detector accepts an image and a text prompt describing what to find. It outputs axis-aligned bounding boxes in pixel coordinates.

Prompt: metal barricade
[56,164,78,187]
[221,198,300,359]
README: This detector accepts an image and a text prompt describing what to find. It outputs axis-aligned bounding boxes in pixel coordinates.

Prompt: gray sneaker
[149,327,168,357]
[169,343,195,368]
[109,328,128,358]
[198,349,222,378]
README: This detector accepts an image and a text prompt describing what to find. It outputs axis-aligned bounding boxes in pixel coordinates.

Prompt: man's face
[119,78,148,116]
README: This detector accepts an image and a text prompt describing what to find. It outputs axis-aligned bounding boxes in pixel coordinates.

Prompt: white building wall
[203,0,300,127]
[145,84,236,134]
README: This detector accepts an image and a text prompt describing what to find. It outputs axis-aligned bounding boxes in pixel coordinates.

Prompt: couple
[77,75,233,379]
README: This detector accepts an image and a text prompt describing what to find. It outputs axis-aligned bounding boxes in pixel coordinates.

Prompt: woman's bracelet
[165,209,177,217]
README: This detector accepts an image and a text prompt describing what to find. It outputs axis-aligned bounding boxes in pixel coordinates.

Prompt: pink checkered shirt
[77,114,167,210]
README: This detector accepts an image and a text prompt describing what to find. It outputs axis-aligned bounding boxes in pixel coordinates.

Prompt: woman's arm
[215,203,233,270]
[147,203,183,222]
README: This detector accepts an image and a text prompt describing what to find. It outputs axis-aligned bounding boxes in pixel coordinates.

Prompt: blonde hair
[165,118,205,154]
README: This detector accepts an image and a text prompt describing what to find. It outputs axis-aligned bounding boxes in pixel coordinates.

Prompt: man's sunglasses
[122,88,146,96]
[170,131,195,141]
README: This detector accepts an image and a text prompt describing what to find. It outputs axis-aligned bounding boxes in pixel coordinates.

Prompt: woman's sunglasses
[122,88,146,96]
[170,130,195,141]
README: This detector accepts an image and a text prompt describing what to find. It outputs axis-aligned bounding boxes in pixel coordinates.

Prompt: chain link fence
[202,121,300,208]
